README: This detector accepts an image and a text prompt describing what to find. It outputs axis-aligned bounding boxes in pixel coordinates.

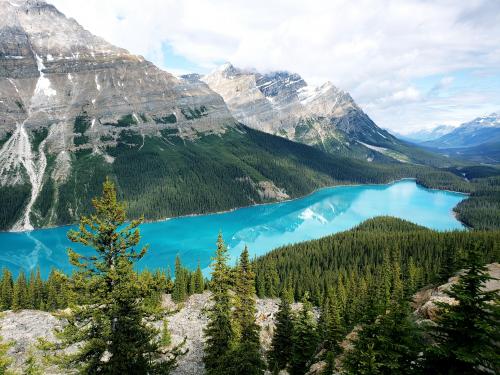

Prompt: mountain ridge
[422,113,500,149]
[198,63,450,166]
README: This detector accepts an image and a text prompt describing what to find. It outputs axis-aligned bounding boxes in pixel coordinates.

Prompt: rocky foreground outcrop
[0,292,299,374]
[413,263,500,320]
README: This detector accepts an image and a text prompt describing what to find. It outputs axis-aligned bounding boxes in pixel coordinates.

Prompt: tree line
[0,259,207,313]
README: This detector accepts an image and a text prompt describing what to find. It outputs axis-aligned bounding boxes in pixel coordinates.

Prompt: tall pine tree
[268,289,294,374]
[229,246,265,374]
[194,262,204,294]
[203,233,234,375]
[42,178,179,374]
[0,269,13,310]
[319,289,344,362]
[172,255,187,303]
[290,294,318,375]
[424,246,500,374]
[12,271,28,311]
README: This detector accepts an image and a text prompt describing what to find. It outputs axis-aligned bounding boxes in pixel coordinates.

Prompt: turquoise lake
[0,180,466,278]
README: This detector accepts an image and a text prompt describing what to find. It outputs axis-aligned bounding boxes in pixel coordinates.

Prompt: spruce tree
[342,300,422,375]
[161,319,172,347]
[194,263,204,293]
[166,266,174,294]
[12,271,28,311]
[44,270,59,311]
[203,233,234,375]
[290,294,318,375]
[268,289,294,374]
[27,270,36,309]
[0,269,13,310]
[33,268,43,310]
[423,246,500,374]
[43,178,179,374]
[230,246,265,374]
[172,255,186,303]
[320,290,344,361]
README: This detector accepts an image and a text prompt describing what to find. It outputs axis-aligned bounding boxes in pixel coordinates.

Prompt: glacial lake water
[0,180,466,278]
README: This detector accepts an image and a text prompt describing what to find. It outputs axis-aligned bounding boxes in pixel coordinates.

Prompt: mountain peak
[201,64,398,157]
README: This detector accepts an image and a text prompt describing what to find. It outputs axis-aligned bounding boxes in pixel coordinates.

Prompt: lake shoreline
[4,177,469,234]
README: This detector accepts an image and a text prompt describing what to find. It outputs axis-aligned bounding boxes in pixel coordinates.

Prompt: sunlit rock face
[0,0,236,230]
[0,0,235,142]
[201,63,398,151]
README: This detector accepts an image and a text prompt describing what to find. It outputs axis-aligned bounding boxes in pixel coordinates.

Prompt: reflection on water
[0,180,466,277]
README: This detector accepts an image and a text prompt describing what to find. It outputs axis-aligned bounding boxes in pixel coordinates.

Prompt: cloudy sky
[50,0,500,134]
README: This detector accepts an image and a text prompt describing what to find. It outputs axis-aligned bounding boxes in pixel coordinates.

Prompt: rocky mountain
[419,113,500,164]
[0,0,417,231]
[422,113,500,149]
[200,63,426,163]
[392,125,455,143]
[0,0,237,230]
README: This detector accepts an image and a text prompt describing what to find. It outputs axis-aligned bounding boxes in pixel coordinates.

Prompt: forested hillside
[254,216,500,305]
[416,166,500,230]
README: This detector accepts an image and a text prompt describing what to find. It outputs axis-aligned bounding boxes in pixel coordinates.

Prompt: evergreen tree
[44,270,59,311]
[290,294,318,375]
[194,262,204,293]
[165,266,174,294]
[27,270,35,309]
[172,256,186,303]
[320,290,344,360]
[423,246,500,374]
[188,272,196,295]
[230,246,265,374]
[406,257,420,296]
[33,268,43,310]
[203,233,234,375]
[268,289,294,374]
[43,178,178,374]
[343,299,423,375]
[0,269,13,310]
[12,271,28,311]
[161,319,172,347]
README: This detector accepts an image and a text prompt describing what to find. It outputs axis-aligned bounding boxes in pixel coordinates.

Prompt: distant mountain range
[392,125,455,143]
[422,113,500,149]
[418,113,500,164]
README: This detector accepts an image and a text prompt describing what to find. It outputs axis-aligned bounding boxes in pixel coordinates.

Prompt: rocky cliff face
[201,63,400,157]
[0,0,236,230]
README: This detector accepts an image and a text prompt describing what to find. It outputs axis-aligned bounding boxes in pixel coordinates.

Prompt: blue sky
[160,43,208,75]
[51,0,500,133]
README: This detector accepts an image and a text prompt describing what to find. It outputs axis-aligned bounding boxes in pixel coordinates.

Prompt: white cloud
[49,0,500,132]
